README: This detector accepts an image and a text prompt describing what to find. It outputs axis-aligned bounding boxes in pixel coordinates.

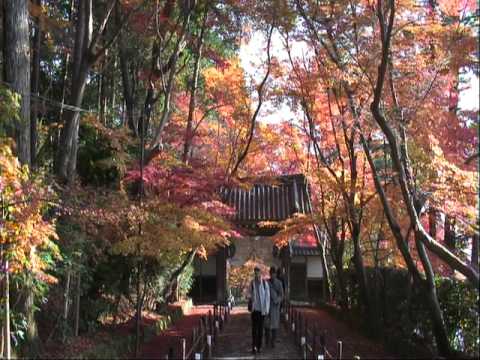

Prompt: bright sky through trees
[240,31,480,120]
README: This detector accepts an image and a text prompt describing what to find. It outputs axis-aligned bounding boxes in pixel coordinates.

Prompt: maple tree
[0,139,59,357]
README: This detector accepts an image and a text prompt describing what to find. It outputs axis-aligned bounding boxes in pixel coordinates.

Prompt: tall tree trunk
[160,249,197,302]
[97,66,104,123]
[5,260,11,360]
[329,218,347,308]
[74,272,81,336]
[351,223,372,313]
[444,215,456,250]
[55,0,91,182]
[472,233,479,271]
[135,262,142,358]
[429,209,437,238]
[1,322,4,358]
[56,0,121,183]
[415,230,452,356]
[59,65,88,183]
[57,0,74,134]
[3,0,31,166]
[369,0,478,287]
[110,57,116,126]
[117,16,136,134]
[23,274,40,357]
[30,0,42,168]
[62,267,72,342]
[182,8,208,163]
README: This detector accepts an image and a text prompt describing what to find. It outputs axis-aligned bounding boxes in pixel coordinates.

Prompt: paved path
[213,306,301,360]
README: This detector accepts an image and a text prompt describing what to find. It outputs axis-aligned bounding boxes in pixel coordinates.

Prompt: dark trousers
[265,328,277,347]
[251,311,264,350]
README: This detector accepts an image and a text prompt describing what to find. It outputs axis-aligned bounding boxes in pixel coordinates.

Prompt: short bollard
[301,336,307,360]
[195,353,201,360]
[353,356,360,360]
[181,338,186,360]
[207,335,212,358]
[213,320,218,342]
[317,355,324,360]
[337,340,343,359]
[292,322,295,332]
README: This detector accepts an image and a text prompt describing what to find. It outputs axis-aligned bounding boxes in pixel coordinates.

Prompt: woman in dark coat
[265,266,284,348]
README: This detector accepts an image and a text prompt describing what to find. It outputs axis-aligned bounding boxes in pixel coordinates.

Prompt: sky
[239,30,480,122]
[239,30,305,124]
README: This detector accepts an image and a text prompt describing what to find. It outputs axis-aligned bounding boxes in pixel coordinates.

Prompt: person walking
[265,266,284,348]
[248,266,270,354]
[277,266,287,315]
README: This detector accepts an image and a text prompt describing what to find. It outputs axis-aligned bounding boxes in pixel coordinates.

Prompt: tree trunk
[57,65,88,183]
[23,275,40,357]
[55,0,92,183]
[369,0,478,287]
[351,224,370,310]
[472,233,479,271]
[58,0,74,129]
[97,64,105,123]
[313,223,331,302]
[160,249,197,302]
[110,57,116,126]
[117,13,136,134]
[329,218,347,308]
[56,0,121,182]
[305,185,331,302]
[415,230,452,357]
[182,8,208,163]
[1,322,4,358]
[74,272,81,336]
[30,0,42,168]
[5,260,11,360]
[444,215,456,250]
[3,0,31,166]
[135,262,142,358]
[62,268,72,343]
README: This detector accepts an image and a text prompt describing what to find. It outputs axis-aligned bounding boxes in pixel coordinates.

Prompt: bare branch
[230,24,274,178]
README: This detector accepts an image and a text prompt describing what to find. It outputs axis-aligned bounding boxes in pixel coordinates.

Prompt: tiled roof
[219,174,312,223]
[291,246,322,256]
[291,232,317,247]
[220,174,322,256]
[289,231,321,256]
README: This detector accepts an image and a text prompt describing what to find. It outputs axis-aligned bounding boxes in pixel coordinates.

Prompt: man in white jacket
[248,266,270,354]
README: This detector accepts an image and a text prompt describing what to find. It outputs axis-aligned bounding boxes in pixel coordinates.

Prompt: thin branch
[230,24,274,178]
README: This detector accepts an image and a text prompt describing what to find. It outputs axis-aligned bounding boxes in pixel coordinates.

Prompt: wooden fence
[165,302,231,359]
[285,302,361,360]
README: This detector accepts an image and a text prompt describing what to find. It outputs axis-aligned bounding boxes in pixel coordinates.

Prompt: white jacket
[249,279,270,315]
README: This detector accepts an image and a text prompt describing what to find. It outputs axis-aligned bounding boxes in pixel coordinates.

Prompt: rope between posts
[1,79,162,119]
[0,80,96,113]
